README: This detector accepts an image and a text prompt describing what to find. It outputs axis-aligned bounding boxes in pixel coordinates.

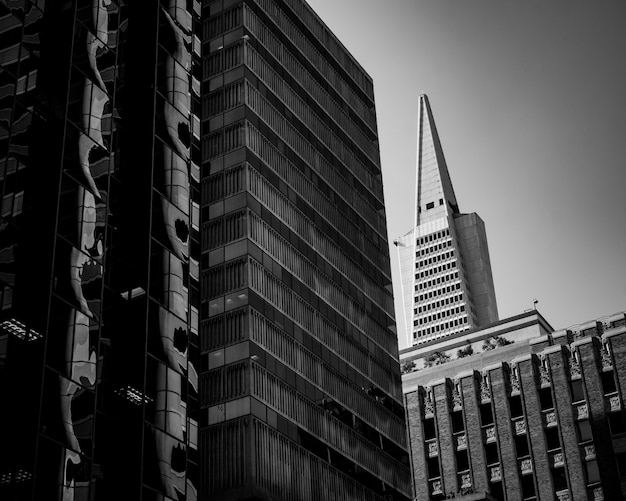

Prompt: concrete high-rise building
[400,309,626,501]
[0,1,411,500]
[395,94,498,348]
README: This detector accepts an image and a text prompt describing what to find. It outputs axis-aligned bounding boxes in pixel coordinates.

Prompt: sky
[305,0,626,350]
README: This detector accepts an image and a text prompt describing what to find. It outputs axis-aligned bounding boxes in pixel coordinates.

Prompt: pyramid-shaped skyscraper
[395,94,499,347]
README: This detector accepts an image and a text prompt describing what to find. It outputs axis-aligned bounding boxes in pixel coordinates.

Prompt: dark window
[577,420,593,442]
[552,467,567,491]
[480,403,494,425]
[601,371,617,394]
[586,460,600,484]
[427,456,440,478]
[515,435,530,458]
[424,418,436,440]
[439,198,444,205]
[451,411,464,433]
[485,442,499,464]
[521,475,536,499]
[570,379,585,402]
[608,412,626,435]
[539,387,553,410]
[616,452,626,476]
[426,201,435,210]
[456,450,469,471]
[510,395,524,418]
[491,482,504,499]
[545,427,560,450]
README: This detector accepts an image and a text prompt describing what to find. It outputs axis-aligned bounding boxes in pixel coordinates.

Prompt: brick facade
[402,311,626,501]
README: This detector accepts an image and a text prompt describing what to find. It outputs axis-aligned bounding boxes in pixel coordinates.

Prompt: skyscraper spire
[414,94,459,227]
[396,94,499,347]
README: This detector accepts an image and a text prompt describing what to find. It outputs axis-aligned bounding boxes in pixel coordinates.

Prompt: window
[515,435,530,457]
[577,420,593,442]
[426,201,435,210]
[510,395,524,418]
[608,412,626,435]
[456,450,469,471]
[485,442,499,464]
[615,452,626,476]
[424,418,436,440]
[601,371,617,394]
[521,475,536,499]
[570,379,585,402]
[552,467,567,491]
[480,403,494,425]
[539,388,553,410]
[545,427,560,450]
[585,460,600,484]
[427,456,440,478]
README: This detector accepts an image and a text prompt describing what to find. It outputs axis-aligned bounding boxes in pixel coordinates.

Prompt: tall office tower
[201,1,411,500]
[395,94,498,348]
[0,1,411,501]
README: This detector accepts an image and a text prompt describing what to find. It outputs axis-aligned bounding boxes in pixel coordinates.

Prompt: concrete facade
[402,310,626,501]
[395,94,498,348]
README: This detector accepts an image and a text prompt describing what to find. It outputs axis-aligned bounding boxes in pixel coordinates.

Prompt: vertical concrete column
[545,345,587,501]
[517,355,554,500]
[576,336,621,499]
[460,371,489,493]
[608,332,626,408]
[488,363,521,501]
[405,389,429,500]
[434,379,458,495]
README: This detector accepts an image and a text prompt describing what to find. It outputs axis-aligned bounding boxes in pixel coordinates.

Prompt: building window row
[252,199,392,316]
[246,255,393,368]
[248,256,399,364]
[245,121,387,258]
[201,209,246,252]
[250,362,410,489]
[416,239,453,258]
[249,308,401,405]
[416,301,466,317]
[246,158,390,289]
[415,269,460,285]
[248,210,393,333]
[203,41,243,80]
[417,229,450,247]
[203,4,243,41]
[202,121,245,159]
[203,80,244,118]
[276,0,375,100]
[417,291,463,307]
[201,163,245,206]
[245,42,379,168]
[415,316,469,339]
[416,249,455,268]
[416,282,462,300]
[200,307,248,352]
[244,2,376,133]
[245,80,379,206]
[1,190,23,218]
[248,417,391,501]
[417,313,468,328]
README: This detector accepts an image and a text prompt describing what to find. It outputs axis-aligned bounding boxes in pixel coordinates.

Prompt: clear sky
[306,0,626,350]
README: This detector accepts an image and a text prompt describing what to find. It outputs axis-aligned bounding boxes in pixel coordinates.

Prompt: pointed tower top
[414,95,459,227]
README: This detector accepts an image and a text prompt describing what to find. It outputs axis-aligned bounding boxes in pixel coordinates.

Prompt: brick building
[401,310,626,501]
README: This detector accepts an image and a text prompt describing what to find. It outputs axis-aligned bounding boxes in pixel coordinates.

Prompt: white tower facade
[395,95,498,347]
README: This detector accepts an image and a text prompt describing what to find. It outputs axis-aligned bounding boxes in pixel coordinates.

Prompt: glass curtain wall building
[0,0,201,499]
[0,0,410,500]
[201,0,410,499]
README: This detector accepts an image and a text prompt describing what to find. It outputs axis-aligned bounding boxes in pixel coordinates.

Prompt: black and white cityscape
[0,1,624,501]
